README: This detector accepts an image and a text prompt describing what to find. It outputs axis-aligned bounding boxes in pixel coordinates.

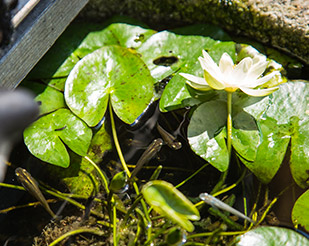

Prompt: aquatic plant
[1,17,308,245]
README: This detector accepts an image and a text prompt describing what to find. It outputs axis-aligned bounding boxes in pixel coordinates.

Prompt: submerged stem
[109,102,131,177]
[108,102,152,238]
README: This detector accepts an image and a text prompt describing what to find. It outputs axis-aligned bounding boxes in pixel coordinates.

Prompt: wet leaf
[24,109,92,167]
[158,39,236,112]
[292,190,309,231]
[142,180,200,232]
[187,100,260,172]
[65,45,154,126]
[236,226,309,246]
[240,81,309,186]
[187,100,229,172]
[27,19,155,91]
[22,81,65,115]
[138,31,219,82]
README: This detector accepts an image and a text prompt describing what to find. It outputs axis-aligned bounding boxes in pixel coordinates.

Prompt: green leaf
[24,108,92,167]
[27,19,155,91]
[158,39,236,112]
[142,180,200,232]
[187,100,229,172]
[109,171,127,193]
[236,226,309,246]
[138,31,219,82]
[22,81,66,115]
[241,118,290,183]
[232,109,260,162]
[292,189,309,231]
[65,45,154,126]
[264,81,309,187]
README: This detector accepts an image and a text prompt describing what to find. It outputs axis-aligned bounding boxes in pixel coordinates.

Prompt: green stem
[84,156,109,194]
[109,102,131,177]
[113,204,118,246]
[227,91,233,159]
[109,102,152,238]
[49,228,104,246]
[176,163,209,189]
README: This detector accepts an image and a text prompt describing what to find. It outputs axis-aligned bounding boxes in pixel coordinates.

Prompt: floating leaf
[24,109,92,167]
[236,226,309,246]
[22,81,66,115]
[27,19,155,91]
[187,99,260,172]
[142,180,200,232]
[244,81,309,186]
[292,190,309,231]
[138,31,220,82]
[65,45,154,126]
[157,38,236,112]
[187,100,229,172]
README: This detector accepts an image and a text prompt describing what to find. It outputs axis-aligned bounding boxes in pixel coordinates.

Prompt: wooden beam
[0,0,89,89]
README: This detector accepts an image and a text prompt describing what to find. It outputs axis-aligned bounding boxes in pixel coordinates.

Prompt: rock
[80,0,309,64]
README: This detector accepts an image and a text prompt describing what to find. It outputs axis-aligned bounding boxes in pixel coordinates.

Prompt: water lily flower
[180,50,279,97]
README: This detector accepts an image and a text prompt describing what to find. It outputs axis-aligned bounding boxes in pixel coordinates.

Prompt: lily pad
[46,121,112,196]
[64,45,154,126]
[24,108,92,167]
[158,39,236,112]
[187,99,261,172]
[142,180,200,232]
[236,226,309,246]
[27,19,155,91]
[292,189,309,231]
[246,81,309,186]
[22,81,66,115]
[187,100,229,172]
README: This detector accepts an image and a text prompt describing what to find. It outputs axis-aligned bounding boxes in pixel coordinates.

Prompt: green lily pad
[187,100,229,172]
[142,180,200,232]
[27,19,155,91]
[22,81,66,115]
[187,99,261,172]
[292,189,309,231]
[138,31,220,82]
[46,121,112,197]
[158,40,236,112]
[24,108,92,167]
[64,45,154,126]
[236,226,309,246]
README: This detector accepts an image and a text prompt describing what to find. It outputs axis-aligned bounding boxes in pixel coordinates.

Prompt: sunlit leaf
[187,100,229,172]
[65,45,154,126]
[142,180,200,232]
[24,108,92,167]
[22,81,66,115]
[236,226,309,246]
[292,190,309,231]
[27,19,155,91]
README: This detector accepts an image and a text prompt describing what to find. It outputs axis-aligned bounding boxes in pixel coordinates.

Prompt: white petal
[199,57,225,89]
[240,86,279,97]
[200,51,221,75]
[232,57,252,82]
[253,71,280,87]
[186,80,212,91]
[219,53,234,75]
[179,73,207,85]
[203,70,225,90]
[246,60,268,82]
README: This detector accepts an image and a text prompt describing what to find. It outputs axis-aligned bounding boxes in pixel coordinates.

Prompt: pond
[0,13,309,246]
